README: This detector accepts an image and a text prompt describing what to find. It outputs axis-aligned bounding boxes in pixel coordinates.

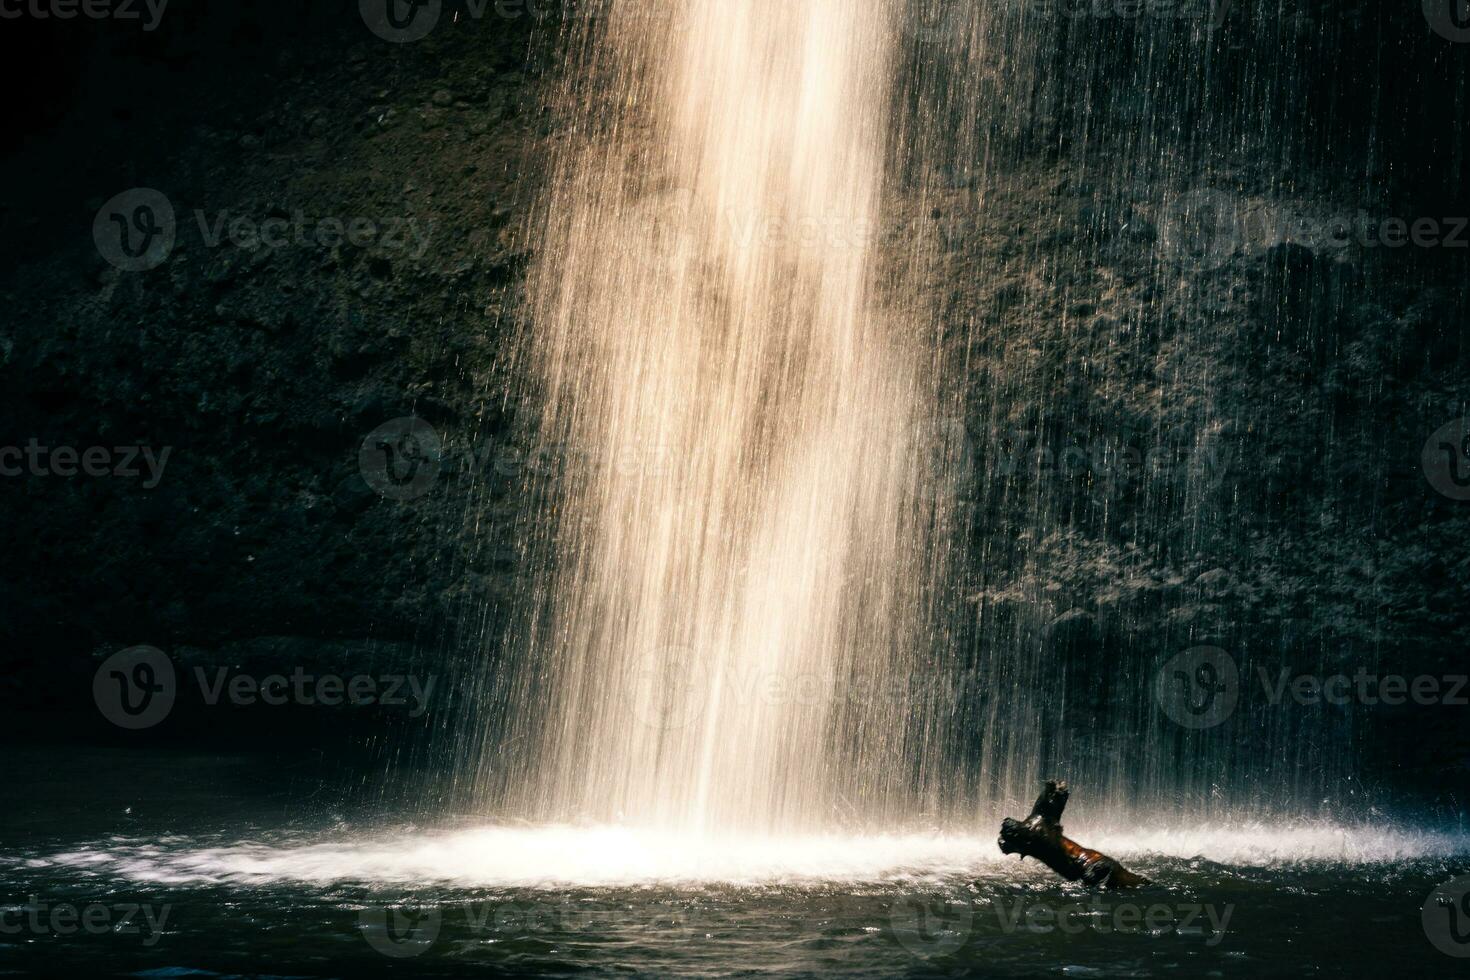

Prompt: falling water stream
[490,0,954,836]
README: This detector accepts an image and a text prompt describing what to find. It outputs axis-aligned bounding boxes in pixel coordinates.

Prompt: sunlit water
[23,823,1470,890]
[4,747,1468,977]
[6,823,1470,977]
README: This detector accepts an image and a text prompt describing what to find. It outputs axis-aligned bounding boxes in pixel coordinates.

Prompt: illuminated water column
[490,0,953,835]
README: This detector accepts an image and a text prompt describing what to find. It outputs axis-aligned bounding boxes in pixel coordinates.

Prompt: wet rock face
[0,6,1466,800]
[930,167,1469,798]
[0,8,546,711]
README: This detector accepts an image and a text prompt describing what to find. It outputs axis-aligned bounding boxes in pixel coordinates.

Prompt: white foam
[30,822,1470,890]
[1100,822,1470,866]
[38,826,994,889]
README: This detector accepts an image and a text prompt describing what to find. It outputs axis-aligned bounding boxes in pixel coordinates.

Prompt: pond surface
[4,745,1468,978]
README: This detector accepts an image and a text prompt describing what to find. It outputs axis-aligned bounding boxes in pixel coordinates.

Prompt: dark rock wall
[0,3,547,718]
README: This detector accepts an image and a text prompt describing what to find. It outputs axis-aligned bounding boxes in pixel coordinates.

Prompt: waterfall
[453,0,1374,836]
[485,0,954,835]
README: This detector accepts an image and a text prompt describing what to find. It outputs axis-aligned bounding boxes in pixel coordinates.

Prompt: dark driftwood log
[997,780,1149,889]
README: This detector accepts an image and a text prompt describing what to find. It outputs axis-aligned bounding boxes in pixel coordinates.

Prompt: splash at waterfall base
[4,743,1469,976]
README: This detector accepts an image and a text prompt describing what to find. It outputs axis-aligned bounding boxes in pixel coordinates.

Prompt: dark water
[3,745,1469,978]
